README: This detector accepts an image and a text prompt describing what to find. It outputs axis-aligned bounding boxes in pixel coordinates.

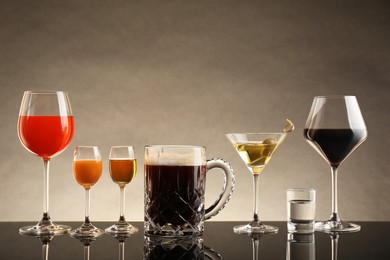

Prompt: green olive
[263,138,276,145]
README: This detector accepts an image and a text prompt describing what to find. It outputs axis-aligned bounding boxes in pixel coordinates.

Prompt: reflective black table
[0,221,389,259]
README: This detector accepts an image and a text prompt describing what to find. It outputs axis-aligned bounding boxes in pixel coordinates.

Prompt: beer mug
[144,145,235,237]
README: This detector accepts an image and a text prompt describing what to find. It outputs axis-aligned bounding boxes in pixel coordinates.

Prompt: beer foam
[145,152,205,166]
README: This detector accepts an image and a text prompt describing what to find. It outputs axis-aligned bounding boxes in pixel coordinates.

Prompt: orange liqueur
[73,160,102,189]
[109,159,136,187]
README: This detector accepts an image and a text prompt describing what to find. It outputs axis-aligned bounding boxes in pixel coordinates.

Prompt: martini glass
[226,126,292,234]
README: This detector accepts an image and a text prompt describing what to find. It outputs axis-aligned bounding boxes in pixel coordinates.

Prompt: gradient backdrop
[1,0,389,222]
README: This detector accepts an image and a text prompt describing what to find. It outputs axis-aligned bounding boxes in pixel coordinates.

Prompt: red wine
[304,128,366,167]
[18,115,74,159]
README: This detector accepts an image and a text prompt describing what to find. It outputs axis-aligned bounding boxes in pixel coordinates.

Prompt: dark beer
[144,163,206,234]
[144,236,204,260]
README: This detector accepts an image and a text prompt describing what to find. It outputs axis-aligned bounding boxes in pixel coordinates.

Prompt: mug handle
[205,158,235,220]
[204,246,223,259]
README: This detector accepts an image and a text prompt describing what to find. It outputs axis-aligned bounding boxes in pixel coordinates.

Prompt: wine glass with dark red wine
[304,95,367,233]
[18,91,74,236]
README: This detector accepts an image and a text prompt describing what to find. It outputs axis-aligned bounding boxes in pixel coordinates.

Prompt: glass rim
[314,95,356,99]
[145,145,206,150]
[110,145,134,149]
[287,188,316,193]
[109,146,135,159]
[225,132,286,135]
[24,90,69,95]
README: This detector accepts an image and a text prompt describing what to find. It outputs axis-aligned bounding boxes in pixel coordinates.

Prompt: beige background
[0,0,389,222]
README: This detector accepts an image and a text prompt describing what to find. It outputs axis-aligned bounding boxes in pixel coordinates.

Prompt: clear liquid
[288,200,315,221]
[287,234,315,260]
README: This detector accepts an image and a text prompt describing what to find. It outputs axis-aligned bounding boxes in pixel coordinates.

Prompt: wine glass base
[70,224,104,238]
[105,222,139,235]
[315,221,361,233]
[19,223,71,236]
[233,223,278,235]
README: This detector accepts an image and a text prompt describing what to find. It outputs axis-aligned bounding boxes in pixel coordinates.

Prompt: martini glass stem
[252,174,260,224]
[330,166,340,222]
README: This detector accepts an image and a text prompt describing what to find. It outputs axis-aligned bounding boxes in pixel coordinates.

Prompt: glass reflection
[251,234,262,260]
[144,236,222,260]
[235,232,277,260]
[40,235,53,260]
[72,234,103,260]
[204,245,223,260]
[19,233,54,260]
[108,233,134,260]
[286,233,315,260]
[330,233,339,260]
[328,230,360,260]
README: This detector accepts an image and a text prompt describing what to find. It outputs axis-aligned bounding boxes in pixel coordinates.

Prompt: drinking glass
[144,145,235,237]
[286,233,315,260]
[17,91,74,236]
[287,188,316,234]
[304,96,367,232]
[144,236,224,259]
[70,146,104,237]
[105,146,138,235]
[226,132,289,234]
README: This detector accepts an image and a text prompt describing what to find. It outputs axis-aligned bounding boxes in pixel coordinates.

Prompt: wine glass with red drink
[304,95,367,232]
[18,91,74,236]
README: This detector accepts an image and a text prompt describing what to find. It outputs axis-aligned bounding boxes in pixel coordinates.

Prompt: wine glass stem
[119,186,125,221]
[252,174,260,223]
[85,188,91,224]
[42,159,50,221]
[330,166,340,222]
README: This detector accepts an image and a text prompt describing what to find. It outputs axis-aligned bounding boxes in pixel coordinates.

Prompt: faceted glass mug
[144,145,235,237]
[144,236,223,259]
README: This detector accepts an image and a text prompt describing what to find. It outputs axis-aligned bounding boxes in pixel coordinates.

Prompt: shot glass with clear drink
[286,233,315,260]
[287,188,316,234]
